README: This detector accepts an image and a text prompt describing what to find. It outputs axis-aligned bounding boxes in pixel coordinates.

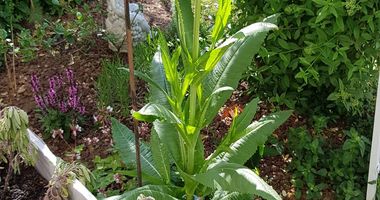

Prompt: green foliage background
[233,0,380,116]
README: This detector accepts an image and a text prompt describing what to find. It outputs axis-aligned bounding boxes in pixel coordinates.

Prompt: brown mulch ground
[0,165,47,200]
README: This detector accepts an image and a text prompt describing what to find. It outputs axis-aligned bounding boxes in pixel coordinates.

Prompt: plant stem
[189,85,197,125]
[3,151,14,198]
[124,0,142,187]
[189,0,201,125]
[187,141,195,173]
[11,18,16,100]
[4,54,13,104]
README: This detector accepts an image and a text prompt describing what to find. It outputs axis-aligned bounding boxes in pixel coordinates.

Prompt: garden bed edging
[27,129,97,200]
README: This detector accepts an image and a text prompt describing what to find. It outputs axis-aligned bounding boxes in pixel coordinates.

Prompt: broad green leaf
[151,130,171,184]
[262,14,280,24]
[202,22,277,126]
[194,162,281,200]
[205,45,231,72]
[175,0,194,54]
[212,190,252,200]
[158,33,180,90]
[234,98,260,134]
[153,121,184,168]
[315,6,330,23]
[221,111,292,165]
[119,68,172,107]
[111,118,162,184]
[107,185,179,200]
[211,0,232,45]
[150,51,171,107]
[52,0,60,5]
[199,87,234,127]
[133,103,182,124]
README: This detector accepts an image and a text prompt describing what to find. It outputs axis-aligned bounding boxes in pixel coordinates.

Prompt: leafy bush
[233,0,380,115]
[96,58,130,116]
[111,0,291,199]
[288,125,369,199]
[0,0,82,30]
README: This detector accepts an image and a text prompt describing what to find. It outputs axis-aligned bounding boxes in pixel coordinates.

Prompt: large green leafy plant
[111,0,291,199]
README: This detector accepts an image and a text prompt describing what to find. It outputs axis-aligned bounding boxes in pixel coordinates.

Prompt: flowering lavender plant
[31,68,85,140]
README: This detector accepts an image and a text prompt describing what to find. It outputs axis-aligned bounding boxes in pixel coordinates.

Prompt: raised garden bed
[27,129,96,200]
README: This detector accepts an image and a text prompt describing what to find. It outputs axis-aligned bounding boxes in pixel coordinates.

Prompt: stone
[106,0,150,53]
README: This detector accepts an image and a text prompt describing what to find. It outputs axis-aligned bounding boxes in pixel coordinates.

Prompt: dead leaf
[17,85,26,94]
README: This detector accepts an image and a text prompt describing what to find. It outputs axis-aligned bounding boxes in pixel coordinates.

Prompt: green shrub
[96,58,130,116]
[233,0,380,116]
[288,125,370,199]
[0,0,82,30]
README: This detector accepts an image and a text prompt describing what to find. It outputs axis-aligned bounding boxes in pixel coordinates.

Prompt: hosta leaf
[202,22,277,126]
[106,185,179,200]
[194,162,281,200]
[111,118,162,184]
[222,111,292,165]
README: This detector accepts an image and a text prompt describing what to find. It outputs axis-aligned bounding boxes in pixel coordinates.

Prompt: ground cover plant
[111,0,291,199]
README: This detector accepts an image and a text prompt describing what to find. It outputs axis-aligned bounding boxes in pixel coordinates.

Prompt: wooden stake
[124,0,142,187]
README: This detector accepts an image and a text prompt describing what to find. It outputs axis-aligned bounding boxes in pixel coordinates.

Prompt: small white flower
[106,106,113,112]
[76,153,81,160]
[101,29,106,33]
[75,124,83,132]
[5,38,11,42]
[93,115,98,122]
[96,33,103,37]
[93,137,99,143]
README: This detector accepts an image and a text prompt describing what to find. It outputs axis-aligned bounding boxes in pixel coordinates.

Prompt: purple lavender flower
[57,75,63,89]
[49,77,56,90]
[34,95,46,110]
[66,68,74,84]
[78,106,85,115]
[68,85,79,109]
[48,87,57,107]
[59,101,68,113]
[31,74,40,93]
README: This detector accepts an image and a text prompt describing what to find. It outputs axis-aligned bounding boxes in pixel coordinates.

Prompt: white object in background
[27,129,97,200]
[367,71,380,200]
[106,0,150,53]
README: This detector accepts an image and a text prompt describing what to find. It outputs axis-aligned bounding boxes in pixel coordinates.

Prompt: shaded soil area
[0,165,47,200]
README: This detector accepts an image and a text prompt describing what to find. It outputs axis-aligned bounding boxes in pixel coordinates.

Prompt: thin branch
[124,0,142,187]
